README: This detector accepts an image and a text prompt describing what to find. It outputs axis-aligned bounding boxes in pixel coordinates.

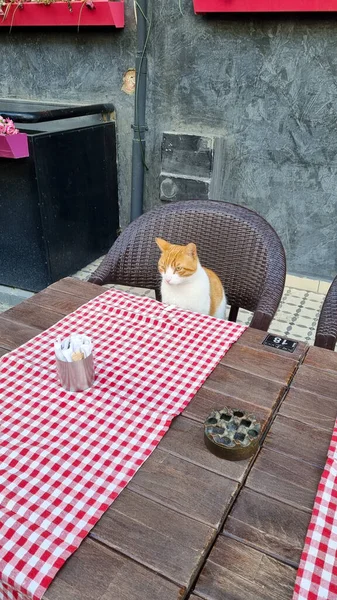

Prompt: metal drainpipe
[130,0,148,222]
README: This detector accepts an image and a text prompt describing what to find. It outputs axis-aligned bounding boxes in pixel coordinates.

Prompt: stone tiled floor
[238,287,324,344]
[72,257,325,345]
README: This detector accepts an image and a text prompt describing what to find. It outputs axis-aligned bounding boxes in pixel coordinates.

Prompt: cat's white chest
[161,268,211,315]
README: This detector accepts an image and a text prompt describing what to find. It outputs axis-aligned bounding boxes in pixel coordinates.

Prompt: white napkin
[54,334,92,363]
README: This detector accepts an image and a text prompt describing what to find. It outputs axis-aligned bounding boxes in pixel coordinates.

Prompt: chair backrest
[89,200,286,330]
[314,275,337,350]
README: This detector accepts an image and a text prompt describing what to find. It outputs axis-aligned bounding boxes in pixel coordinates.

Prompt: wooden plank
[3,303,64,331]
[237,327,308,362]
[304,345,337,373]
[264,415,331,469]
[0,316,42,351]
[89,488,215,590]
[291,364,337,400]
[194,535,297,600]
[24,288,93,315]
[223,488,310,566]
[280,388,337,432]
[0,348,8,357]
[182,385,270,427]
[246,448,322,512]
[128,448,239,528]
[49,277,106,300]
[0,281,313,599]
[158,415,252,482]
[220,344,298,385]
[205,364,287,413]
[44,537,181,600]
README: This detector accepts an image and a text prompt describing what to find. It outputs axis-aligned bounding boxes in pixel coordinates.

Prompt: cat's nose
[165,276,172,283]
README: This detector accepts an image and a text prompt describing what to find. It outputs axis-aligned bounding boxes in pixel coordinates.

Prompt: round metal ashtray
[204,407,261,461]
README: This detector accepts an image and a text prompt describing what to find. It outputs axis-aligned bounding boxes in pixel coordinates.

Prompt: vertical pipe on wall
[130,0,148,222]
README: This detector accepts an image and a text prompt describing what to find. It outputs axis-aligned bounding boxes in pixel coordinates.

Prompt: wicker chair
[314,275,337,350]
[89,200,286,331]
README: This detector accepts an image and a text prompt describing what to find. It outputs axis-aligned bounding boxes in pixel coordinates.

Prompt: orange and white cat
[155,238,227,318]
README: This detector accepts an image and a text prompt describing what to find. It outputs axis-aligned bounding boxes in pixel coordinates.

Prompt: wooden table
[1,277,336,600]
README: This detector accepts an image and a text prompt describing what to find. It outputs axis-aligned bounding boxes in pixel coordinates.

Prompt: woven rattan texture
[315,274,337,350]
[89,200,286,331]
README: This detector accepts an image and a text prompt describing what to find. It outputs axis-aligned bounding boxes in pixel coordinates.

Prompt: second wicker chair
[89,200,286,331]
[314,274,337,351]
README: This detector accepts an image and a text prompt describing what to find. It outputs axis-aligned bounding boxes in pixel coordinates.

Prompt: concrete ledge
[0,284,34,308]
[285,275,332,294]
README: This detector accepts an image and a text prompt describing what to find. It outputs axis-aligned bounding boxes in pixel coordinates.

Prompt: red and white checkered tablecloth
[0,288,246,600]
[293,421,337,600]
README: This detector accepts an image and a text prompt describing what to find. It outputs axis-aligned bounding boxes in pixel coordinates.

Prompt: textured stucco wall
[1,1,136,227]
[145,5,337,280]
[1,1,337,279]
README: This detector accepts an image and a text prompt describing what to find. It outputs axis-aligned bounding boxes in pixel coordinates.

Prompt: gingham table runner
[293,421,337,600]
[0,287,246,600]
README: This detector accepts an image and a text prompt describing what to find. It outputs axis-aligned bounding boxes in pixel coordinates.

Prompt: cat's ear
[186,243,197,259]
[155,237,169,253]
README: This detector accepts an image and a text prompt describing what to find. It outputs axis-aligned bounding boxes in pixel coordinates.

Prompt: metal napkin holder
[56,353,95,392]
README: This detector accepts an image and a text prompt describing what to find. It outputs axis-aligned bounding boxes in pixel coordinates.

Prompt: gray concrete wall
[145,5,337,281]
[1,1,136,227]
[1,1,337,279]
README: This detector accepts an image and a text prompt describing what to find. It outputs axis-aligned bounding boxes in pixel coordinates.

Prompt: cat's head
[155,238,198,285]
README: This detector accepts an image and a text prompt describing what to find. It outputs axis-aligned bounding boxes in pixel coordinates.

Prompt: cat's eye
[176,266,182,272]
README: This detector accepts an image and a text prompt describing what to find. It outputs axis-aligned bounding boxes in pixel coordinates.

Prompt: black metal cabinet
[0,100,119,291]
